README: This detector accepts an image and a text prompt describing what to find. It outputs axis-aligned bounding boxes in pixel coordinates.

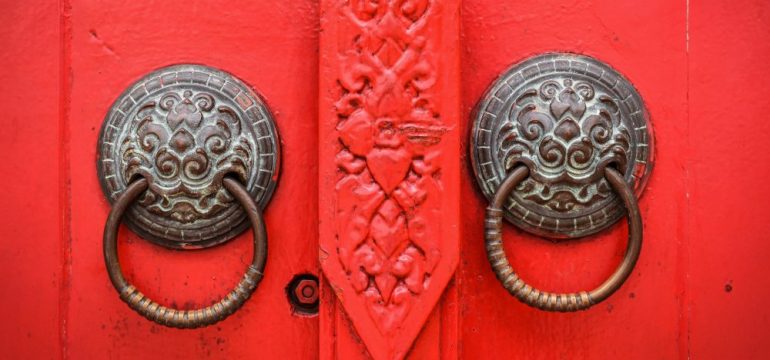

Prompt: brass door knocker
[97,64,280,327]
[471,53,653,311]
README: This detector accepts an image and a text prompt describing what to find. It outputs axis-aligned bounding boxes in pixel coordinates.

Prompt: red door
[2,0,769,359]
[456,1,770,358]
[2,0,320,358]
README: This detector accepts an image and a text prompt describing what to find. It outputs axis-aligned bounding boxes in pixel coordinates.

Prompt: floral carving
[120,89,253,223]
[498,78,631,212]
[333,0,445,334]
[471,54,652,238]
[98,65,279,248]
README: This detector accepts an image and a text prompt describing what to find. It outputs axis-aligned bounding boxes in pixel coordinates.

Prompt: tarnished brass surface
[97,64,280,249]
[103,177,267,328]
[485,166,642,311]
[471,53,652,238]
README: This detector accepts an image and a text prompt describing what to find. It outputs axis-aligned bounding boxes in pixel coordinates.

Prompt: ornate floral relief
[98,65,279,249]
[498,78,631,212]
[471,54,653,238]
[333,0,445,334]
[120,89,253,223]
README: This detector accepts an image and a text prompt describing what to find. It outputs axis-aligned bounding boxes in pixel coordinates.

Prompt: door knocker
[97,64,280,327]
[471,53,653,311]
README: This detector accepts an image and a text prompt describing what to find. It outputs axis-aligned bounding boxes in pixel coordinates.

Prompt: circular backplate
[471,53,653,239]
[97,64,280,249]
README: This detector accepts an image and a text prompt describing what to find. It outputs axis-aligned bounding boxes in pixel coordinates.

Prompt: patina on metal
[103,177,267,328]
[485,166,642,312]
[471,53,653,238]
[97,64,280,249]
[98,64,278,327]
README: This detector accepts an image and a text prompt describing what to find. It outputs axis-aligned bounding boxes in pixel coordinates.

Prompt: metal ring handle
[485,166,642,311]
[103,177,267,328]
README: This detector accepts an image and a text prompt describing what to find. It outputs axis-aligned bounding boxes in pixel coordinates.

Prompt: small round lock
[471,53,653,239]
[97,64,280,249]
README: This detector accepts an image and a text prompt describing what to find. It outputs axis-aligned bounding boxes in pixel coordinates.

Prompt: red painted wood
[688,1,770,358]
[1,0,770,359]
[458,0,688,358]
[318,0,461,358]
[62,0,319,358]
[0,1,63,357]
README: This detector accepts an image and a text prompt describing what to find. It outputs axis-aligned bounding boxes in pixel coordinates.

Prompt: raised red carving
[320,0,459,358]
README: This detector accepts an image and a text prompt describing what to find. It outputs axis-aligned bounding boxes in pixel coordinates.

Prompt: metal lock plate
[97,64,280,249]
[471,53,653,238]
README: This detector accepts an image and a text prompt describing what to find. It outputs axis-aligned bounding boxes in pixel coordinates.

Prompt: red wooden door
[1,0,320,358]
[457,1,770,359]
[2,0,770,359]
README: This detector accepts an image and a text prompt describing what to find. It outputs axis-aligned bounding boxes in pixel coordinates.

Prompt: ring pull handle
[103,177,268,328]
[471,53,652,311]
[485,166,642,312]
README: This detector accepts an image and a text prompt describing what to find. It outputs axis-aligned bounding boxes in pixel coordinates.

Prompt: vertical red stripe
[318,0,462,358]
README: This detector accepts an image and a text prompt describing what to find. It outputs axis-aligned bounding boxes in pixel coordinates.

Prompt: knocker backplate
[97,64,280,249]
[471,53,653,239]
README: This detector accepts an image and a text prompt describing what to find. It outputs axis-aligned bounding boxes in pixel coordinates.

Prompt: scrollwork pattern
[498,78,632,213]
[119,89,253,223]
[472,54,652,238]
[97,65,279,248]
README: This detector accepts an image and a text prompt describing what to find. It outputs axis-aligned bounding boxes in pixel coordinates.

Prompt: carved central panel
[333,0,445,334]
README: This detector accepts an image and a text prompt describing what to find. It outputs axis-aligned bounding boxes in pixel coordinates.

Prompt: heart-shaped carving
[168,100,203,130]
[554,119,580,142]
[550,89,586,120]
[366,147,411,194]
[370,199,409,257]
[170,129,195,153]
[374,271,398,303]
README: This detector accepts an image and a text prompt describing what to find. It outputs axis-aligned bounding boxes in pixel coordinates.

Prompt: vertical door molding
[318,0,461,358]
